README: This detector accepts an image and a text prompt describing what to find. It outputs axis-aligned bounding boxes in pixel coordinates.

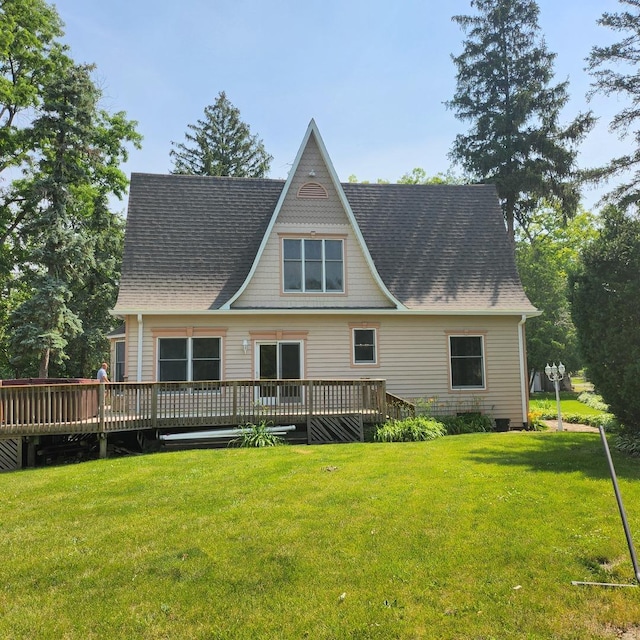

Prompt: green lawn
[1,433,640,639]
[530,392,608,419]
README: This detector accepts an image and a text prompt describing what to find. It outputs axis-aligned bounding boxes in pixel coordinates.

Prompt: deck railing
[0,379,388,437]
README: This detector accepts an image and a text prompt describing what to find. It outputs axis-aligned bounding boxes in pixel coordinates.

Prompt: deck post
[98,382,106,433]
[98,432,107,459]
[26,436,37,467]
[151,384,158,429]
[307,380,314,435]
[379,380,387,422]
[232,381,238,425]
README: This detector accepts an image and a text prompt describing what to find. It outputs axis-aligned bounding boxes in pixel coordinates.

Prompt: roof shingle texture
[114,173,536,314]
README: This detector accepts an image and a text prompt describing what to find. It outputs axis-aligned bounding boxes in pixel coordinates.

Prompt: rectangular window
[283,238,343,293]
[353,328,377,365]
[114,341,125,382]
[158,337,221,382]
[449,336,485,389]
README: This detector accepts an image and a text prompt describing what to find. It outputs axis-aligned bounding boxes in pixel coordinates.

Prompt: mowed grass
[1,433,640,639]
[530,392,608,417]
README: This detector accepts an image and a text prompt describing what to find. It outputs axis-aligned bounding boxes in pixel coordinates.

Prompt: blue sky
[51,0,626,212]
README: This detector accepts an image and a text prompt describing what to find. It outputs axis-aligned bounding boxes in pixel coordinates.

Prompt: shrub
[615,431,640,457]
[230,420,286,447]
[374,416,446,442]
[440,412,494,435]
[577,392,609,412]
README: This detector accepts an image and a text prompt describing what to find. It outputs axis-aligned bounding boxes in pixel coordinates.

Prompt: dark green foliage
[7,54,139,377]
[586,0,640,208]
[570,206,640,432]
[615,432,640,456]
[374,416,446,442]
[439,413,494,435]
[170,91,272,178]
[447,0,594,241]
[515,208,597,374]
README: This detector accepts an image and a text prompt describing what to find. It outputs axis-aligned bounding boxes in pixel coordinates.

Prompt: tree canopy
[570,207,640,431]
[170,91,272,177]
[0,0,140,378]
[587,0,640,209]
[447,0,595,242]
[515,206,597,376]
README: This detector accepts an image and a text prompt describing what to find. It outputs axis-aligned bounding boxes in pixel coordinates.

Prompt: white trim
[518,314,528,428]
[136,313,143,382]
[220,119,405,310]
[114,307,541,317]
[282,237,344,293]
[352,327,377,365]
[448,334,486,391]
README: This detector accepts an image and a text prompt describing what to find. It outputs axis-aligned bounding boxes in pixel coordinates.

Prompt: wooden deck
[0,379,392,440]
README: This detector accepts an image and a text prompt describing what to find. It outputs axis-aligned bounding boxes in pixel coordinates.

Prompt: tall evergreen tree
[447,0,594,242]
[170,91,272,177]
[9,57,139,377]
[587,0,640,208]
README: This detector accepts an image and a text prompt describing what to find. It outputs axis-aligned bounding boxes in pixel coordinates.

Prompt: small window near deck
[353,328,377,365]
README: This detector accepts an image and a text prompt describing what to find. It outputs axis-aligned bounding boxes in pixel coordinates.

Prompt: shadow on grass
[465,432,640,481]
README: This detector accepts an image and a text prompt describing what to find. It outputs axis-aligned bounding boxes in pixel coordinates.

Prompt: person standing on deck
[97,362,109,383]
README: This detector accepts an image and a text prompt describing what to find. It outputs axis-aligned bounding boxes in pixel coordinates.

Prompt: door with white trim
[256,342,302,405]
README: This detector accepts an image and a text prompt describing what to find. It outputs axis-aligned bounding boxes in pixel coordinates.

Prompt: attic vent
[297,182,328,199]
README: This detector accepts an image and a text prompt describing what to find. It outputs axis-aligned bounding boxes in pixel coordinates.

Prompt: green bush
[440,412,494,435]
[577,392,609,412]
[615,431,640,457]
[230,420,286,448]
[374,416,446,442]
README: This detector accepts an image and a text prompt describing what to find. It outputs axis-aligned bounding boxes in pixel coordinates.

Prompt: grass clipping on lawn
[1,432,640,639]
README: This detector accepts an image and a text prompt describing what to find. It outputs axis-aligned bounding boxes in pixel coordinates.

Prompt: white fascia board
[220,121,316,310]
[110,307,542,318]
[220,119,406,311]
[305,120,406,310]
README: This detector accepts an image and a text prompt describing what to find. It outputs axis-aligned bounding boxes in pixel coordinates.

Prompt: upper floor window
[158,337,221,382]
[449,335,485,390]
[283,238,344,293]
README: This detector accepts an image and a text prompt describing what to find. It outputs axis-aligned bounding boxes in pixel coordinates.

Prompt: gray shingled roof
[114,173,536,314]
[115,174,284,312]
[344,183,535,311]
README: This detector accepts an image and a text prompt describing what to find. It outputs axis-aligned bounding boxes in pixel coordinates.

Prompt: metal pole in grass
[572,425,640,588]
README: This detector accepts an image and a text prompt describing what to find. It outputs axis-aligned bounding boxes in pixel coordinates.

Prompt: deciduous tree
[515,206,597,378]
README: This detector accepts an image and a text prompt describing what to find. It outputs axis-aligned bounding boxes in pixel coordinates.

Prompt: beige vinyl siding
[232,129,392,309]
[127,313,527,426]
[277,135,344,225]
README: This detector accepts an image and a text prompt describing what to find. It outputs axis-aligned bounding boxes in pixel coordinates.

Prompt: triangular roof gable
[221,119,405,310]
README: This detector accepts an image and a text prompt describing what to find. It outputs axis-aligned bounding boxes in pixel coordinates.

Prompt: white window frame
[352,327,378,365]
[282,237,344,293]
[448,335,486,390]
[114,340,126,382]
[157,336,222,383]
